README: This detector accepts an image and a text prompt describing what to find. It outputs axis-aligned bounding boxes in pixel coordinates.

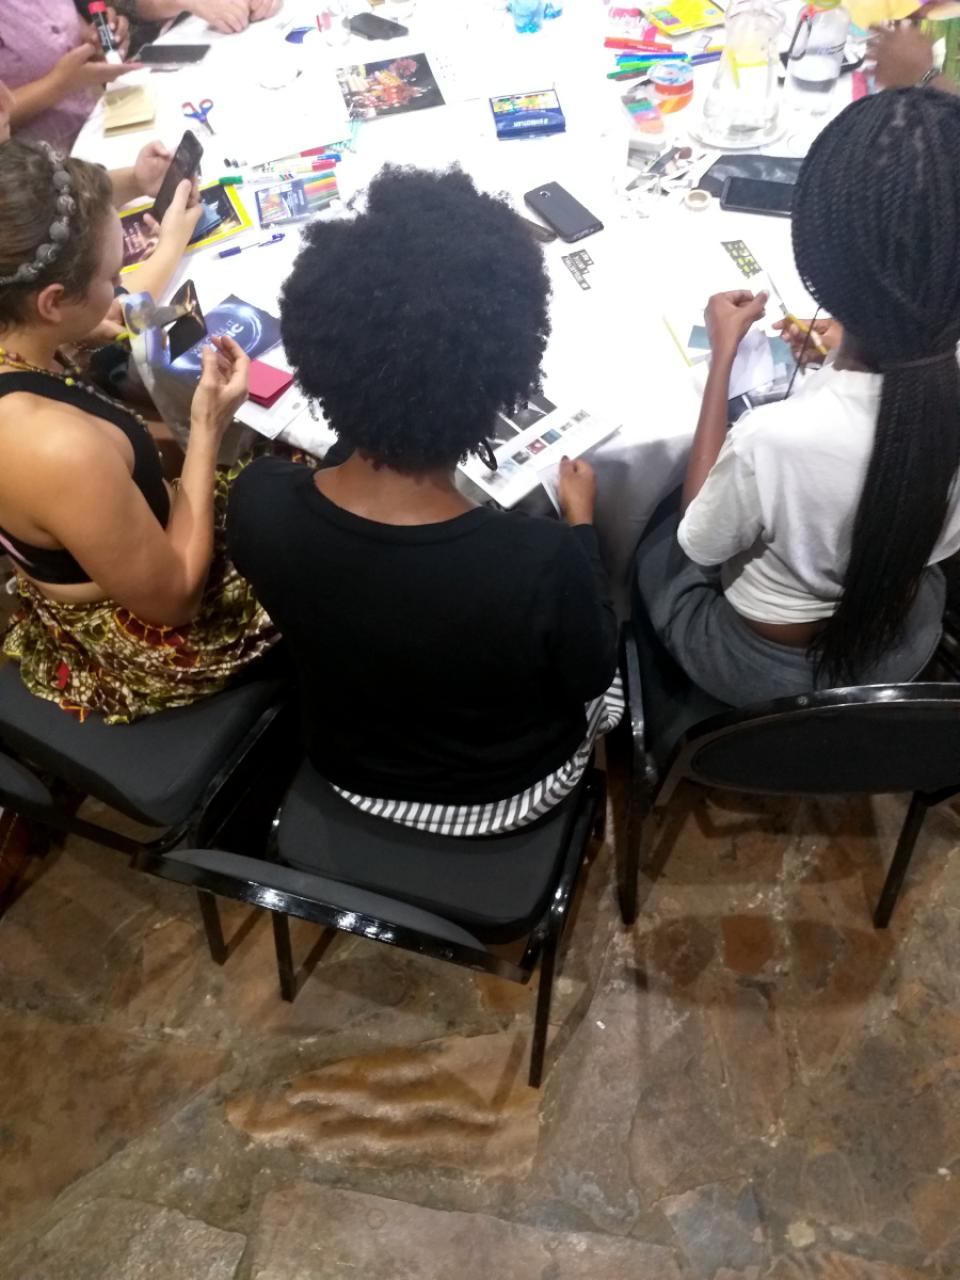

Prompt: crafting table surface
[74,0,854,598]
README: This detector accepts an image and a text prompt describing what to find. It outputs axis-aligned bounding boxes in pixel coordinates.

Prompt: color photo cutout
[336,54,445,120]
[460,397,620,510]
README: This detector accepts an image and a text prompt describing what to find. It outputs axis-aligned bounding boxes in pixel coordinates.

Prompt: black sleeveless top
[0,371,171,586]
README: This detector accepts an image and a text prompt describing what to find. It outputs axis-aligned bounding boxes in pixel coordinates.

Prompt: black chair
[147,760,607,1087]
[620,623,960,930]
[0,661,292,890]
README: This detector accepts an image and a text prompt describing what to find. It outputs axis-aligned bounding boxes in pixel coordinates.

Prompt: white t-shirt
[677,365,960,625]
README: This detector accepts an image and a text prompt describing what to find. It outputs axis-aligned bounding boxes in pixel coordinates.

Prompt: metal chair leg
[528,930,559,1088]
[874,791,928,929]
[272,912,297,1002]
[197,889,227,964]
[592,770,608,841]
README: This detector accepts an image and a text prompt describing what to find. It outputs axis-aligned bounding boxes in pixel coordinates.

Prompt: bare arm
[123,179,202,299]
[134,0,252,32]
[683,354,735,511]
[682,290,767,511]
[19,338,248,625]
[10,46,136,127]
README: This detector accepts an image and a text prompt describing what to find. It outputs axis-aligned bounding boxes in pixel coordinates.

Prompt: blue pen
[218,232,285,259]
[690,50,723,65]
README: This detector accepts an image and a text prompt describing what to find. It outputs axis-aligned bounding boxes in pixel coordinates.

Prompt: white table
[74,0,845,602]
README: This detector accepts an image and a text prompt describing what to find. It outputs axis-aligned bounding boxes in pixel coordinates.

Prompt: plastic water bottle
[787,0,850,112]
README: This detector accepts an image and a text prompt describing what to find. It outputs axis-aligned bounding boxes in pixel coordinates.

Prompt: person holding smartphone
[1,83,200,351]
[634,90,960,707]
[0,139,277,722]
[0,0,139,151]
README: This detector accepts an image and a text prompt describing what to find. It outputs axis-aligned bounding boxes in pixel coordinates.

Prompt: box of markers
[490,89,566,139]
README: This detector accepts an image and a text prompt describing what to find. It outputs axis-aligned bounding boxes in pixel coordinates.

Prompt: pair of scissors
[182,98,215,135]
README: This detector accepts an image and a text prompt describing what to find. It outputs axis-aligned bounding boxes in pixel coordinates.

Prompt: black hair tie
[475,439,498,471]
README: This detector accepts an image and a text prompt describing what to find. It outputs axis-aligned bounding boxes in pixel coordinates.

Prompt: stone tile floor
[2,752,960,1279]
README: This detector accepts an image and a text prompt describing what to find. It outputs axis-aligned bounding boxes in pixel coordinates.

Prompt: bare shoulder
[0,392,119,467]
[0,394,131,514]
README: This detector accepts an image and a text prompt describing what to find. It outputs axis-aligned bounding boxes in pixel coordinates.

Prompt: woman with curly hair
[227,166,620,837]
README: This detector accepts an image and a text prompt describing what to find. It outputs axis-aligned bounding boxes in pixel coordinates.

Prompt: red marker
[605,36,673,50]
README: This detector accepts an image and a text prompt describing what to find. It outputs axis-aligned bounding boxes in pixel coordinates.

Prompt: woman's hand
[51,44,139,95]
[704,290,768,363]
[187,0,251,33]
[82,5,131,56]
[150,179,203,250]
[557,456,597,526]
[250,0,283,18]
[772,316,843,365]
[133,141,174,198]
[867,25,934,88]
[190,336,250,438]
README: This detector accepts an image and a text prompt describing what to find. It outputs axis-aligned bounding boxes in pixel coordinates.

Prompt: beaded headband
[0,143,76,288]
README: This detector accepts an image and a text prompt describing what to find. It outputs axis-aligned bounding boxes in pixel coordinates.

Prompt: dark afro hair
[279,165,551,470]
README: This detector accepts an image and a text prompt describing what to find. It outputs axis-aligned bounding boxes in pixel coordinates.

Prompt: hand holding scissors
[182,98,215,135]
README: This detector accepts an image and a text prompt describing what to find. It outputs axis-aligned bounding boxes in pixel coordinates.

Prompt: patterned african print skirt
[2,468,278,723]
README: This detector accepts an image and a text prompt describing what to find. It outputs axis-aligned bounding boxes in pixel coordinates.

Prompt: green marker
[219,174,244,186]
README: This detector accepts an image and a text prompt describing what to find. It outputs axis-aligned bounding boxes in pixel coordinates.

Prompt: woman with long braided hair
[635,89,960,704]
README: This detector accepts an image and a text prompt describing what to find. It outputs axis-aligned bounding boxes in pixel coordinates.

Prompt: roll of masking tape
[684,188,711,211]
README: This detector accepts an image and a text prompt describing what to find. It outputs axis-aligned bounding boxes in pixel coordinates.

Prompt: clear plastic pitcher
[787,1,851,113]
[698,0,785,148]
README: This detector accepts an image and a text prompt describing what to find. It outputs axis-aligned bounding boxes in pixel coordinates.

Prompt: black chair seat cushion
[276,762,584,942]
[0,664,283,828]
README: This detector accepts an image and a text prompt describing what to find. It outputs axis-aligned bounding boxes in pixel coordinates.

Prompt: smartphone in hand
[151,129,203,223]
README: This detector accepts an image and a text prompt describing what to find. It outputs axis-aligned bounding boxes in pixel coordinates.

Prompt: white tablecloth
[73,0,845,602]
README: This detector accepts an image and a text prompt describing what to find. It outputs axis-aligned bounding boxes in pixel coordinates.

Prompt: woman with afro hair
[227,165,622,837]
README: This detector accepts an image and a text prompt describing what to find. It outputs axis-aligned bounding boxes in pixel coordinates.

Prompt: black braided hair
[791,89,960,684]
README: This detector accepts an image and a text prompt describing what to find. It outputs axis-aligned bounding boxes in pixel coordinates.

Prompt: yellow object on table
[845,0,921,27]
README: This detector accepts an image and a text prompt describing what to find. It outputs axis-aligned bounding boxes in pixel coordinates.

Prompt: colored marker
[605,37,673,50]
[219,174,244,185]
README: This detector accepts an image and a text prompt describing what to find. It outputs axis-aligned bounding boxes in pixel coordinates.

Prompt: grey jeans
[634,511,946,707]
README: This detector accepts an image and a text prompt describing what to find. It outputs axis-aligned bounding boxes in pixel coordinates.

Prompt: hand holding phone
[151,129,203,223]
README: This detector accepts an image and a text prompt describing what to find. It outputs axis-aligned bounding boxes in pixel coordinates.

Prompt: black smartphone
[523,182,603,243]
[347,12,408,38]
[137,42,210,65]
[519,215,557,244]
[166,280,207,361]
[699,153,802,199]
[720,176,794,218]
[151,129,203,223]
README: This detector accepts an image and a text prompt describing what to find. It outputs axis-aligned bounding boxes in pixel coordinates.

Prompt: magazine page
[459,397,620,510]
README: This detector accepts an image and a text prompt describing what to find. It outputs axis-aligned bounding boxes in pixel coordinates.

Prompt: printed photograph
[336,54,445,120]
